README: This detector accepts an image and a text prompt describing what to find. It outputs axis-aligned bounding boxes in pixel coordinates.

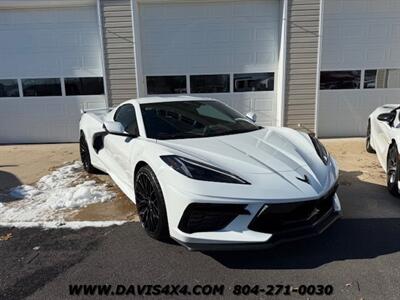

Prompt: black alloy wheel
[366,121,375,153]
[80,134,97,173]
[135,165,169,240]
[387,143,400,197]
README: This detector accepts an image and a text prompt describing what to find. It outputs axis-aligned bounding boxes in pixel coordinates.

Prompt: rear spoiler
[80,107,114,114]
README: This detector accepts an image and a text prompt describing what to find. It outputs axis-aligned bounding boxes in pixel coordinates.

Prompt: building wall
[99,0,137,106]
[284,0,320,133]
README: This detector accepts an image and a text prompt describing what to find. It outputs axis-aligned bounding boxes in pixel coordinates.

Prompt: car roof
[123,96,218,105]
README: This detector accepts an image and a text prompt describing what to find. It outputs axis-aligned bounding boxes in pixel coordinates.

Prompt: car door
[375,111,395,167]
[103,104,140,189]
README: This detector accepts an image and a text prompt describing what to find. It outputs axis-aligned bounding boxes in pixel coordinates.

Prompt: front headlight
[160,155,250,184]
[309,134,329,165]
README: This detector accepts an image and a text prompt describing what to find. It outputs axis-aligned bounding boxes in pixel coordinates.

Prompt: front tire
[387,143,400,197]
[135,165,169,241]
[366,121,375,153]
[80,134,98,174]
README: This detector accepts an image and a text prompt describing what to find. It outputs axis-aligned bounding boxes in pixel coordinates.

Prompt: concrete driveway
[1,138,400,299]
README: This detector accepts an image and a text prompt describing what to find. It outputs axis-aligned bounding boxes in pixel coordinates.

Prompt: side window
[146,76,187,95]
[0,79,19,97]
[22,78,62,96]
[320,71,361,90]
[190,74,230,93]
[114,104,139,136]
[364,69,400,89]
[65,77,104,95]
[234,73,274,92]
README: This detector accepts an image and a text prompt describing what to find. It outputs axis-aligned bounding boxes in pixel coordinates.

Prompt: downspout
[131,0,144,98]
[314,0,325,137]
[96,0,110,109]
[276,0,288,127]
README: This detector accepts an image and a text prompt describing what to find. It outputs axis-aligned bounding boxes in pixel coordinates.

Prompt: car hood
[157,128,316,172]
[156,128,335,196]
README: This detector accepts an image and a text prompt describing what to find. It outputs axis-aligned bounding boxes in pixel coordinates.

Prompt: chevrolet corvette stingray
[79,96,341,250]
[367,104,400,196]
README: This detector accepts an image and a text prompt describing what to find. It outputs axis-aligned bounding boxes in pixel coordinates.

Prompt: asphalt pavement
[1,169,400,299]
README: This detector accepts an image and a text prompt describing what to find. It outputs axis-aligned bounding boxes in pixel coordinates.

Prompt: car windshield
[140,100,262,140]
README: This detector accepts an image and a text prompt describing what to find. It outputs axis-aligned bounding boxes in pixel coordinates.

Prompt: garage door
[139,0,279,126]
[0,6,106,143]
[318,0,400,137]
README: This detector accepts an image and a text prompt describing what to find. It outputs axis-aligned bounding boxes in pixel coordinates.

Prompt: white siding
[100,0,137,106]
[284,0,321,132]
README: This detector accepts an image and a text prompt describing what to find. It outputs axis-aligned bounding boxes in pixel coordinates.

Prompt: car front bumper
[181,202,341,251]
[162,179,341,251]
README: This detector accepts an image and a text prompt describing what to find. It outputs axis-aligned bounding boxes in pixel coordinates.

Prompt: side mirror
[103,121,129,136]
[377,113,395,124]
[246,112,257,123]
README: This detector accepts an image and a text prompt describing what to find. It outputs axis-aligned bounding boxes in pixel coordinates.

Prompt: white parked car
[367,104,400,196]
[79,96,341,250]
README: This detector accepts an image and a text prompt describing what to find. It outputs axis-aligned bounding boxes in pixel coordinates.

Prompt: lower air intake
[248,184,338,234]
[178,203,249,234]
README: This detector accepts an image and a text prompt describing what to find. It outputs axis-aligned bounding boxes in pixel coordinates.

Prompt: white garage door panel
[139,0,279,126]
[319,0,400,137]
[0,96,105,143]
[0,7,102,78]
[0,6,106,143]
[141,1,279,75]
[319,90,400,137]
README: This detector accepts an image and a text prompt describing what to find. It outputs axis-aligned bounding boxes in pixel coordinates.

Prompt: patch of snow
[0,162,117,228]
[9,185,40,199]
[0,221,126,229]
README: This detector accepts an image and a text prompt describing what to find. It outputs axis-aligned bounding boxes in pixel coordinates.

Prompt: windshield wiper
[157,132,204,140]
[223,127,262,135]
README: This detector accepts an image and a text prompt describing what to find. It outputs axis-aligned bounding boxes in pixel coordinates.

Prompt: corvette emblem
[296,175,310,184]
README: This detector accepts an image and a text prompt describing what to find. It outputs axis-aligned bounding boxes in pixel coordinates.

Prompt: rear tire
[135,165,169,241]
[80,134,98,174]
[387,143,400,197]
[366,121,375,153]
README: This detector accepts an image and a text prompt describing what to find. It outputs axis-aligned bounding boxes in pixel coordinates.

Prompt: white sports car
[367,104,400,196]
[79,96,341,250]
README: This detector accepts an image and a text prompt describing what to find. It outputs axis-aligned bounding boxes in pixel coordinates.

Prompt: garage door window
[234,73,274,92]
[65,77,104,96]
[364,69,400,89]
[147,76,187,95]
[0,79,19,97]
[22,78,62,97]
[320,71,361,90]
[190,75,230,94]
